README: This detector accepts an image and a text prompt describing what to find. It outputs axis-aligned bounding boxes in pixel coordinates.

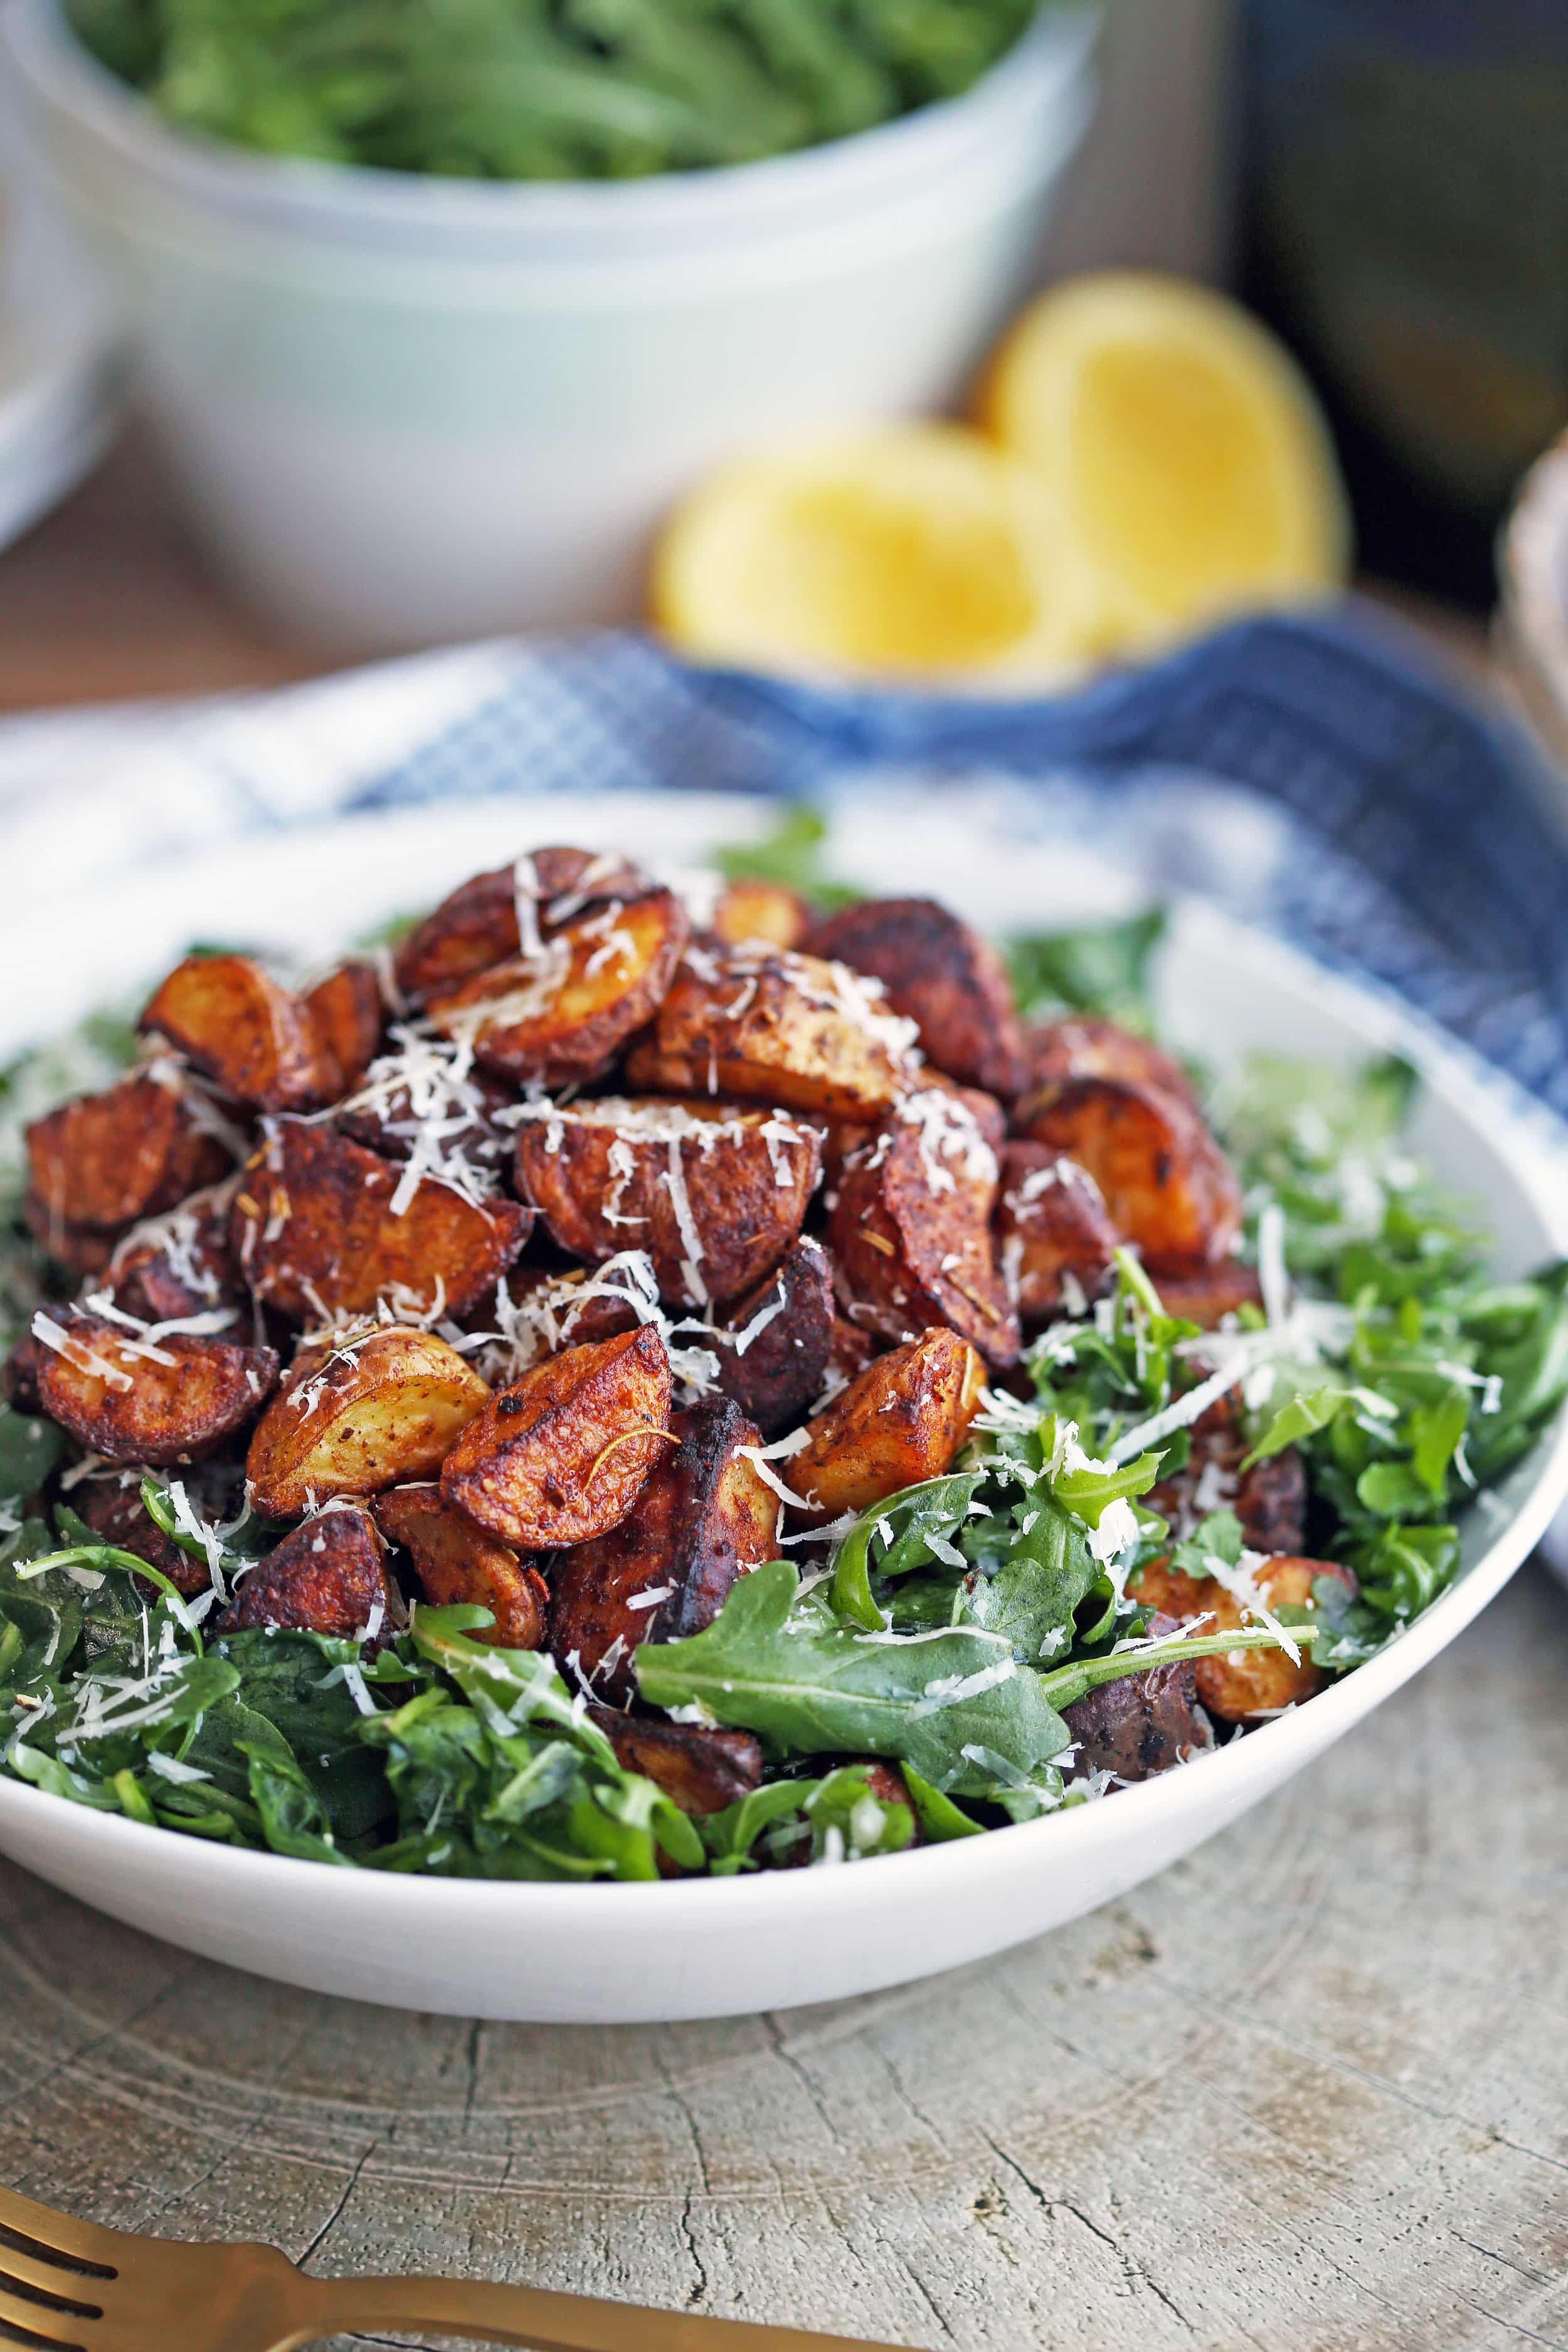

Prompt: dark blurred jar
[1240,0,1568,604]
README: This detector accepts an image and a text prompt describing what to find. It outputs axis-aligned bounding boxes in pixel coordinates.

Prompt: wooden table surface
[2,440,1564,2352]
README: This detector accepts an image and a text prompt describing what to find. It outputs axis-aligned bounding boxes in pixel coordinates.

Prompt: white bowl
[1,790,1564,2024]
[0,0,1096,649]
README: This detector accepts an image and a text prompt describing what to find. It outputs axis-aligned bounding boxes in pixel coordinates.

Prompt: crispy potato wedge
[373,1483,546,1648]
[819,1074,1002,1185]
[1151,1263,1266,1329]
[715,1236,835,1437]
[441,1325,672,1550]
[1130,1554,1355,1722]
[711,881,812,951]
[805,896,1027,1098]
[588,1707,764,1816]
[1024,1014,1200,1113]
[75,1473,210,1599]
[218,1503,403,1651]
[26,1070,233,1237]
[1063,1613,1214,1783]
[790,1327,985,1522]
[140,955,339,1112]
[623,942,919,1120]
[514,1096,820,1310]
[105,1184,246,1323]
[994,1143,1118,1324]
[826,1311,877,1385]
[428,888,688,1086]
[31,1305,278,1466]
[829,1091,1019,1365]
[466,1264,644,1386]
[230,1120,531,1323]
[334,1047,514,1190]
[1145,1396,1306,1557]
[303,961,384,1094]
[246,1325,491,1518]
[1015,1074,1242,1272]
[393,849,651,1004]
[545,1396,777,1702]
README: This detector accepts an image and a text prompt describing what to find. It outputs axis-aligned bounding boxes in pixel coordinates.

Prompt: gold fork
[0,2181,911,2352]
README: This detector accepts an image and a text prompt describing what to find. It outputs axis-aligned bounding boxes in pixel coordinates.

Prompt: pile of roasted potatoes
[6,844,1310,1821]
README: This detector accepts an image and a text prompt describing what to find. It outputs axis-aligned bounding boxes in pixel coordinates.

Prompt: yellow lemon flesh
[650,423,1079,687]
[980,272,1350,662]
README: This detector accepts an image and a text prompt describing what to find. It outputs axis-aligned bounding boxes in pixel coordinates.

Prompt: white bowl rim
[2,860,1565,1939]
[1,0,1096,247]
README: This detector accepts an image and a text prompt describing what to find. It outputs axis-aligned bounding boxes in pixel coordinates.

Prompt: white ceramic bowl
[1,790,1565,2024]
[0,0,1095,649]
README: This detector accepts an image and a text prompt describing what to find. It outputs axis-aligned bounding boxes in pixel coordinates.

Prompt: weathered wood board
[3,1567,1567,2352]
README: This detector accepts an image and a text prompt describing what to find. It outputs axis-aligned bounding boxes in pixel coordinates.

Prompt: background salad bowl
[1,789,1565,2025]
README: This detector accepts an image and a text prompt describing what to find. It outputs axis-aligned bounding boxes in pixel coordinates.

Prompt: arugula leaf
[1004,908,1166,1028]
[713,805,862,909]
[828,1471,983,1632]
[0,1406,63,1507]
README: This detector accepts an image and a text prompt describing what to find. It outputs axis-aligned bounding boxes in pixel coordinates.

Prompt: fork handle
[307,2273,908,2352]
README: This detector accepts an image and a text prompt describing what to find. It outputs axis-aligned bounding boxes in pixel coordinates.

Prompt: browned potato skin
[715,1236,835,1438]
[303,961,384,1094]
[623,944,918,1121]
[105,1190,245,1323]
[1024,1014,1200,1113]
[586,1707,764,1816]
[32,1306,278,1466]
[514,1098,820,1310]
[545,1397,777,1702]
[472,1268,642,1379]
[805,897,1027,1099]
[245,1326,491,1518]
[230,1120,531,1323]
[1,1333,43,1411]
[1130,1555,1355,1721]
[1063,1613,1213,1782]
[1015,1074,1242,1273]
[427,888,689,1086]
[393,849,651,1004]
[994,1143,1118,1324]
[820,1076,1002,1184]
[790,1328,985,1522]
[1145,1396,1307,1557]
[26,1072,232,1238]
[1152,1263,1266,1330]
[441,1325,673,1550]
[139,955,339,1113]
[373,1484,547,1649]
[216,1503,403,1653]
[75,1475,209,1599]
[829,1108,1020,1367]
[711,881,812,952]
[20,1198,117,1279]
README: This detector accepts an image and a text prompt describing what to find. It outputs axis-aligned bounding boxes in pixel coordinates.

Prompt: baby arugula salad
[0,819,1564,1882]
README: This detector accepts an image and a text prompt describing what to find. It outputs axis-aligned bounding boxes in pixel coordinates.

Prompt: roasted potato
[302,961,384,1093]
[623,943,919,1120]
[1145,1396,1306,1557]
[31,1305,278,1466]
[1151,1263,1266,1329]
[230,1120,531,1323]
[1024,1014,1200,1113]
[74,1472,211,1599]
[26,1070,233,1239]
[819,1074,1002,1185]
[334,1049,513,1189]
[789,1327,985,1522]
[246,1326,491,1518]
[994,1143,1118,1324]
[139,955,339,1112]
[587,1707,764,1815]
[469,1265,643,1384]
[373,1483,547,1648]
[1130,1554,1355,1722]
[829,1091,1019,1365]
[711,881,812,952]
[441,1325,672,1550]
[20,1199,116,1280]
[514,1096,820,1310]
[546,1396,778,1702]
[1063,1613,1214,1783]
[804,897,1027,1099]
[714,1236,835,1437]
[393,848,651,1004]
[217,1502,403,1651]
[1015,1074,1242,1273]
[428,887,688,1086]
[105,1184,245,1323]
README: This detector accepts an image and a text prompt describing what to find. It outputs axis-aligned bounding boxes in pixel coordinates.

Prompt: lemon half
[650,422,1082,687]
[978,272,1350,662]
